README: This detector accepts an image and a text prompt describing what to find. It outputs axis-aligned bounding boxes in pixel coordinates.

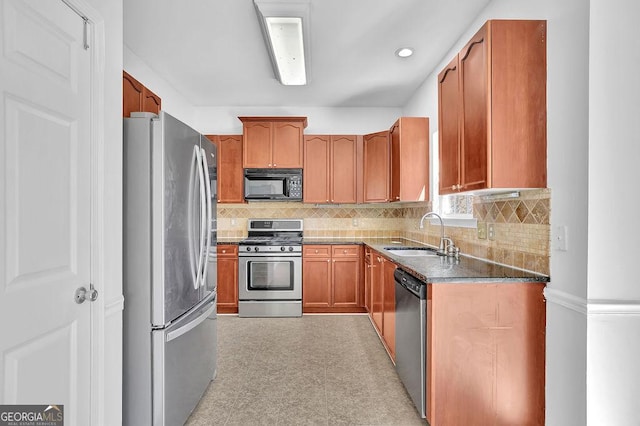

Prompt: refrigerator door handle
[194,145,207,290]
[199,147,213,288]
[187,145,199,288]
[165,298,215,343]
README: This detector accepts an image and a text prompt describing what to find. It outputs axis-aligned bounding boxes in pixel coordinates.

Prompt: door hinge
[83,18,89,50]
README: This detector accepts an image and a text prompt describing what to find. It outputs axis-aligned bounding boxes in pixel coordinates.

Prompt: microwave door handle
[283,177,290,197]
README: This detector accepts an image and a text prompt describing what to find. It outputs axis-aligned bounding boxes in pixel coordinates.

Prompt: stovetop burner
[239,219,304,251]
[240,235,303,246]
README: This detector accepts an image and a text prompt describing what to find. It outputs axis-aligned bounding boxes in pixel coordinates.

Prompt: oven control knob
[280,246,286,252]
[254,247,260,252]
[245,247,251,252]
[288,246,294,252]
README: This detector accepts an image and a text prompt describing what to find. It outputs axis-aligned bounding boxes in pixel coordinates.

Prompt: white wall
[402,0,591,424]
[587,0,640,424]
[194,106,401,135]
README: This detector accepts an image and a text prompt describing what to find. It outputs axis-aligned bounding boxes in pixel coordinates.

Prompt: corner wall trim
[544,288,587,315]
[544,288,640,315]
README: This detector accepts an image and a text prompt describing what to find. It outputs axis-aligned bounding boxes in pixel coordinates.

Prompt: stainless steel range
[238,219,303,317]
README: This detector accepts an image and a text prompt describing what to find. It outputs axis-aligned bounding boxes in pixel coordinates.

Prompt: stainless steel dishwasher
[394,268,427,419]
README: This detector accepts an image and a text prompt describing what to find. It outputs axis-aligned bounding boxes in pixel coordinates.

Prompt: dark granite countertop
[216,238,243,245]
[306,237,549,284]
[217,236,548,283]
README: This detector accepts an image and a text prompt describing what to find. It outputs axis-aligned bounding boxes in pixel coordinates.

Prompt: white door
[0,0,92,425]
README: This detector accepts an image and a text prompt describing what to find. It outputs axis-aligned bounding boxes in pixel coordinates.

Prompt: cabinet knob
[222,249,226,253]
[451,185,457,190]
[343,250,347,254]
[273,164,277,167]
[458,184,462,190]
[327,259,330,263]
[315,249,318,254]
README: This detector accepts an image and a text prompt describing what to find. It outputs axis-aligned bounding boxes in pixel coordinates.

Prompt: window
[430,131,476,228]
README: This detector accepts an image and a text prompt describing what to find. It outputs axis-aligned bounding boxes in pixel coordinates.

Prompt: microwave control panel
[289,175,302,198]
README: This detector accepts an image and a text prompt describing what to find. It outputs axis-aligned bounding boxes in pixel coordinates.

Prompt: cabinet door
[363,131,390,202]
[382,258,396,360]
[303,135,330,203]
[460,24,489,192]
[389,118,429,202]
[123,71,143,117]
[142,87,161,115]
[217,135,244,203]
[438,56,462,195]
[389,122,401,201]
[217,245,238,313]
[302,257,331,309]
[330,135,358,203]
[371,256,384,334]
[243,121,272,168]
[332,258,359,308]
[331,245,360,308]
[364,250,372,313]
[272,122,304,168]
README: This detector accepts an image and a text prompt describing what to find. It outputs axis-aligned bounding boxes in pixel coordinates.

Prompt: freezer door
[151,111,203,326]
[152,293,217,426]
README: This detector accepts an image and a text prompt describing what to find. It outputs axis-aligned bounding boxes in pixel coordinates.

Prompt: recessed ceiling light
[395,47,414,58]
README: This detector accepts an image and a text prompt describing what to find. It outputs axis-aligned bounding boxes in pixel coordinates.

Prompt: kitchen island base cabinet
[428,283,545,426]
[302,245,365,313]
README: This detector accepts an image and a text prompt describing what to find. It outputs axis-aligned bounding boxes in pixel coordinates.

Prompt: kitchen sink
[383,247,440,257]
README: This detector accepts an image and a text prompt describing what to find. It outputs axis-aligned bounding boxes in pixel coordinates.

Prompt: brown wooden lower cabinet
[216,245,238,314]
[427,282,546,426]
[367,251,396,361]
[302,245,365,313]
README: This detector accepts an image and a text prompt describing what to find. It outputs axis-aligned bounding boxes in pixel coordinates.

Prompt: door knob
[75,285,98,304]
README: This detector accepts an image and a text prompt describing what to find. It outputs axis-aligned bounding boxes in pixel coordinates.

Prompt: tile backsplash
[217,189,550,275]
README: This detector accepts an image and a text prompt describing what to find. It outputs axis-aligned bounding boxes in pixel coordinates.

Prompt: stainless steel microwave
[244,168,303,201]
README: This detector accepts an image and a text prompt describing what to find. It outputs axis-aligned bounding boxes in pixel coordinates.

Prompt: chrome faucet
[419,212,459,257]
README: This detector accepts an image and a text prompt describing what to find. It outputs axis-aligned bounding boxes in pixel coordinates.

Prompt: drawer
[332,245,360,258]
[303,245,331,257]
[217,245,238,256]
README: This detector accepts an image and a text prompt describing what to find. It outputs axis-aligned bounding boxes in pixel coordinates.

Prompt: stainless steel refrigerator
[123,111,217,426]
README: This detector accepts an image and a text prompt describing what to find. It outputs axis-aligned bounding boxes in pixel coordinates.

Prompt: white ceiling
[124,0,491,108]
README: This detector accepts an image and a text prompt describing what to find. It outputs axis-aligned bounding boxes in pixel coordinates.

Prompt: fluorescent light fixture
[395,47,414,58]
[254,0,310,86]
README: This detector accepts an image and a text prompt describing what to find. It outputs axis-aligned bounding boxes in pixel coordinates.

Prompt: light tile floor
[186,315,427,426]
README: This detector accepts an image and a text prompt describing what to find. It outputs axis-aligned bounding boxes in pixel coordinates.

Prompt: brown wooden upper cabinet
[390,117,429,202]
[206,135,244,203]
[123,71,161,117]
[363,131,390,203]
[304,135,359,204]
[438,20,547,195]
[239,116,307,168]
